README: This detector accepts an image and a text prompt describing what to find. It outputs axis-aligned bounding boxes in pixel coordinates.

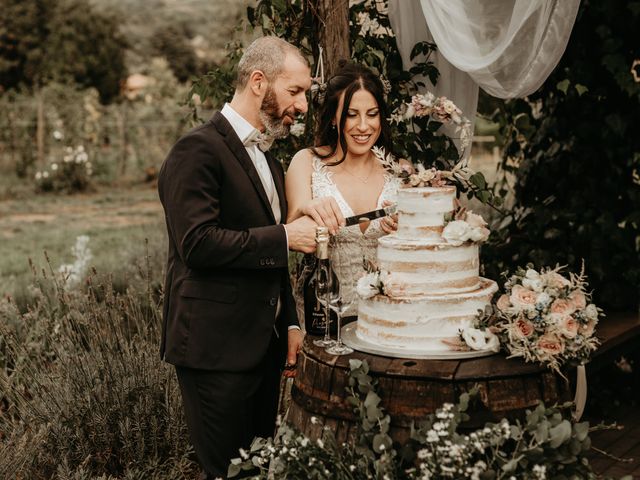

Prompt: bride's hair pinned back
[313,60,395,166]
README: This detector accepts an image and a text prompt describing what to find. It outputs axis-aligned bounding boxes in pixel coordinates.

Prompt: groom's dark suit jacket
[158,112,297,372]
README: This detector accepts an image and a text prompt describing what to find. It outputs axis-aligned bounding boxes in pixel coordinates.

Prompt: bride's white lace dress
[297,156,400,319]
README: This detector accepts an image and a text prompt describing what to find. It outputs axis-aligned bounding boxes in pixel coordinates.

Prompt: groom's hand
[284,328,305,378]
[284,216,317,253]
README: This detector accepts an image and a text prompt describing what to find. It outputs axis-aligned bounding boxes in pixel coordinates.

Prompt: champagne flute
[312,264,336,347]
[325,255,354,356]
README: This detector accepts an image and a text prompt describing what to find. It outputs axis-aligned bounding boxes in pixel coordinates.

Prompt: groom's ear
[248,70,267,97]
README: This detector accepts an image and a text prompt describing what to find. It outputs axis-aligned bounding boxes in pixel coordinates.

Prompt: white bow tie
[243,129,274,152]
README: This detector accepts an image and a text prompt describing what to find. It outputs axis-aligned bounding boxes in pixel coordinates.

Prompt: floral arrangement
[476,265,601,373]
[229,359,605,480]
[393,92,472,154]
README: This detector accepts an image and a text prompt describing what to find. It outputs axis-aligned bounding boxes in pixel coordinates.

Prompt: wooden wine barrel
[287,337,573,444]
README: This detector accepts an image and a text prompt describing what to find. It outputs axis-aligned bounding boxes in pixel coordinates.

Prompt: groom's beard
[259,87,294,139]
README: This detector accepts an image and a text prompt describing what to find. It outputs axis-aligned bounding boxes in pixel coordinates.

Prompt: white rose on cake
[462,328,500,352]
[356,272,381,299]
[442,220,471,246]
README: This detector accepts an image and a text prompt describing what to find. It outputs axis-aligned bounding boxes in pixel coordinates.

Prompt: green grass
[0,185,167,301]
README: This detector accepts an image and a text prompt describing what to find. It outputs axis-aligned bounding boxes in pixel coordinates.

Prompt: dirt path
[0,187,163,239]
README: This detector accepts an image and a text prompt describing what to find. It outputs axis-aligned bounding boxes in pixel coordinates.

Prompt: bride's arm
[285,149,344,235]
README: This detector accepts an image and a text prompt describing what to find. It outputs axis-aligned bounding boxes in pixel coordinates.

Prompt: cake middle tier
[377,235,480,296]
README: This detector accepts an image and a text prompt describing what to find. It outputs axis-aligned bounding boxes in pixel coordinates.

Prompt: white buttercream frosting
[356,185,496,353]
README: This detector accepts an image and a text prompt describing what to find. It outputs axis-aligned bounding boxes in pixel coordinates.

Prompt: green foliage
[230,360,624,479]
[0,258,197,479]
[189,1,488,195]
[0,0,128,103]
[483,0,640,310]
[0,68,189,186]
[151,24,199,83]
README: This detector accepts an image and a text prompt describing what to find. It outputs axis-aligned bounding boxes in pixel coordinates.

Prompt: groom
[158,36,316,479]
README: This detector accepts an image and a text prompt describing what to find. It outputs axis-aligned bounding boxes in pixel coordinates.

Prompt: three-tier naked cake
[353,185,498,356]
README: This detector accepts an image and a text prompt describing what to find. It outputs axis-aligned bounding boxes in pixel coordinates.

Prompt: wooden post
[36,89,45,168]
[313,0,350,77]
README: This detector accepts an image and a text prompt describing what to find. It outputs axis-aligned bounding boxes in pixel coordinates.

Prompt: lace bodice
[309,156,400,317]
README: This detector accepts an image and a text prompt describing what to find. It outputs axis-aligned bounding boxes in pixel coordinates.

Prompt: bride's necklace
[340,160,374,184]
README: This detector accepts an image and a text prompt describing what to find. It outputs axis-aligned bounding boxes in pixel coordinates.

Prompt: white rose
[468,226,490,243]
[585,303,598,320]
[536,292,551,308]
[525,269,541,280]
[356,273,380,299]
[462,328,500,352]
[442,220,471,246]
[462,328,487,350]
[465,211,487,228]
[522,277,543,292]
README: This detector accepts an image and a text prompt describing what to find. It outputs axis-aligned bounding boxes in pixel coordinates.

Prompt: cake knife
[344,204,397,226]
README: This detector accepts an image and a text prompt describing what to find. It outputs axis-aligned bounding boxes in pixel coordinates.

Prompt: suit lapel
[211,112,276,223]
[266,152,287,222]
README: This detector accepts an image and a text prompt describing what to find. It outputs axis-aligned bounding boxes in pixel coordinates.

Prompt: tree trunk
[313,0,350,78]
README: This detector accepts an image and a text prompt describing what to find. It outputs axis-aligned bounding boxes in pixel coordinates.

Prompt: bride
[286,61,408,320]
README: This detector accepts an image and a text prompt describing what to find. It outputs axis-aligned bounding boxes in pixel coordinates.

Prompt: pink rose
[496,294,511,312]
[537,333,564,356]
[569,290,587,310]
[544,271,571,289]
[509,285,538,311]
[550,298,576,317]
[513,318,535,339]
[558,315,579,339]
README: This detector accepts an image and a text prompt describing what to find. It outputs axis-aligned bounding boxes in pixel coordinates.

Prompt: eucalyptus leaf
[556,79,570,94]
[548,420,572,448]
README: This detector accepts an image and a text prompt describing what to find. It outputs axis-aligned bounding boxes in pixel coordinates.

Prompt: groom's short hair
[236,36,308,90]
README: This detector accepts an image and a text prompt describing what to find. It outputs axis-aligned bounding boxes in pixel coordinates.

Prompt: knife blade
[344,204,397,227]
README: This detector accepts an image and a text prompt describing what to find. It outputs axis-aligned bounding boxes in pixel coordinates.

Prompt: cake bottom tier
[356,278,498,352]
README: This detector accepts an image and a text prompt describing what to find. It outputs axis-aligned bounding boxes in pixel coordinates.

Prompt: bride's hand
[380,200,398,234]
[301,197,345,235]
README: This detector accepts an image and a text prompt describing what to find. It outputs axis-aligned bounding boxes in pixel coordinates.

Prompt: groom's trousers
[175,332,281,479]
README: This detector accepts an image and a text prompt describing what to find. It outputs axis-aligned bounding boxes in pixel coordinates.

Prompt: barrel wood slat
[288,338,573,444]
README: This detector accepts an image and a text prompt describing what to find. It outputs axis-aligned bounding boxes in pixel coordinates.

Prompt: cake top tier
[396,186,456,241]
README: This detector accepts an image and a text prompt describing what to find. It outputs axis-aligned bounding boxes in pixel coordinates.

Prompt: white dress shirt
[220,104,298,331]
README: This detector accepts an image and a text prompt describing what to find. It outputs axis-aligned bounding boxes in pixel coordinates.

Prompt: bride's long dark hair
[312,60,395,166]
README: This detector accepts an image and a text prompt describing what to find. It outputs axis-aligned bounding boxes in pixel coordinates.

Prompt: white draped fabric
[389,0,580,133]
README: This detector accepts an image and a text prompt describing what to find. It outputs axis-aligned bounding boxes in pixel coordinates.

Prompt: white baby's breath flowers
[290,122,305,137]
[35,171,42,180]
[51,163,58,171]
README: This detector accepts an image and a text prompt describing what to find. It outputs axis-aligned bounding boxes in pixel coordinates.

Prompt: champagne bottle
[303,226,338,335]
